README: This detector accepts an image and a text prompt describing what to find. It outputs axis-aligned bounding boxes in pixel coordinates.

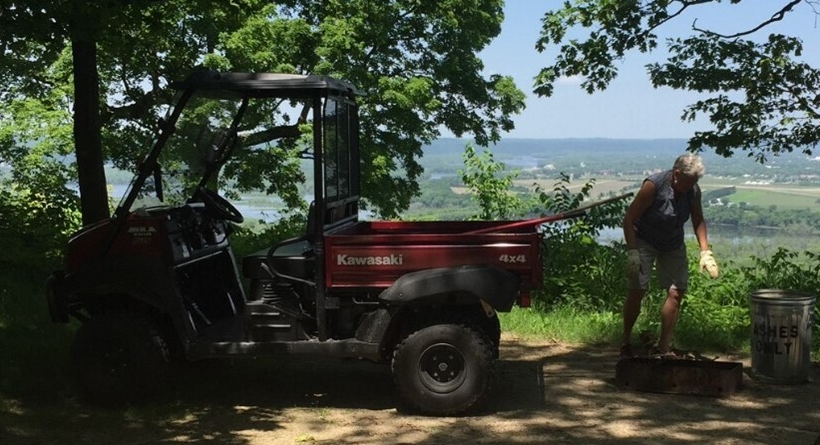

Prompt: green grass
[500,293,754,356]
[502,289,820,361]
[698,177,820,209]
[499,306,622,345]
[727,189,818,209]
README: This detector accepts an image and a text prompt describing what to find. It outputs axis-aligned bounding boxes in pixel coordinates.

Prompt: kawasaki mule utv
[47,70,548,415]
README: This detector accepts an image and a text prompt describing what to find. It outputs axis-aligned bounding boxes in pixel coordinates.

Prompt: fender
[61,257,174,314]
[378,265,520,312]
[57,266,197,356]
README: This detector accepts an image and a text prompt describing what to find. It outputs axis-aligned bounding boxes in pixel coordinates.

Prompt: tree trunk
[71,39,109,225]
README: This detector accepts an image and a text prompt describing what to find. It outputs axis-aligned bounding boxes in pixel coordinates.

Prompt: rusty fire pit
[615,357,743,397]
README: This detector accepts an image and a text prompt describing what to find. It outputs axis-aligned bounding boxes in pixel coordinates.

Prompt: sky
[479,0,820,140]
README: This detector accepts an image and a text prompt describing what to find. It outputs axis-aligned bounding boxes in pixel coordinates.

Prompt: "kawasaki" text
[337,254,403,266]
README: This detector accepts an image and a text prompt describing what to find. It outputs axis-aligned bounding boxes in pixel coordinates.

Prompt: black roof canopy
[171,71,363,99]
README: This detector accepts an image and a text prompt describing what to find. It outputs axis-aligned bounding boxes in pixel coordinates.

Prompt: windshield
[114,83,358,223]
[118,92,246,212]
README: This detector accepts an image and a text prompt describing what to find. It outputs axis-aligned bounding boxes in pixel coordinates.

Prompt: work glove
[699,249,719,278]
[626,249,640,280]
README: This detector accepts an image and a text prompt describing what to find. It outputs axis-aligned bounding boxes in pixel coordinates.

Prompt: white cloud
[557,74,584,85]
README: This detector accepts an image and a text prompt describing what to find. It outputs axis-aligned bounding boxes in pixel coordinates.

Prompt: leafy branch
[535,0,820,161]
[692,0,802,38]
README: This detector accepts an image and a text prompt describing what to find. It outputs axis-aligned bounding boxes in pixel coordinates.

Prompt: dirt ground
[3,333,820,445]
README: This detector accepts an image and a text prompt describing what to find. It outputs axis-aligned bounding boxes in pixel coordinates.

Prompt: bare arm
[623,180,655,249]
[691,186,709,251]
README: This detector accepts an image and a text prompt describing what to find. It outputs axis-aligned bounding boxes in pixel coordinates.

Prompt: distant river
[98,183,286,222]
[596,224,816,260]
[597,224,790,246]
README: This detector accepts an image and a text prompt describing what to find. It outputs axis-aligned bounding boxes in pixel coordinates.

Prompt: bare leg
[622,288,647,345]
[658,287,685,352]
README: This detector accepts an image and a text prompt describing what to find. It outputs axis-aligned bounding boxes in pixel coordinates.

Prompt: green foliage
[0,76,80,260]
[672,246,820,353]
[535,1,820,160]
[660,252,752,351]
[459,144,522,219]
[533,173,630,311]
[316,0,525,217]
[521,229,820,354]
[1,0,525,229]
[0,181,81,264]
[508,235,820,354]
[401,178,478,220]
[0,79,79,243]
[229,211,308,261]
[0,115,82,269]
[741,247,820,292]
[654,33,820,161]
[535,0,658,95]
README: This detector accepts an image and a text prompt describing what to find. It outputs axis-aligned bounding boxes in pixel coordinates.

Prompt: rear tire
[71,310,172,407]
[392,324,494,415]
[481,314,501,359]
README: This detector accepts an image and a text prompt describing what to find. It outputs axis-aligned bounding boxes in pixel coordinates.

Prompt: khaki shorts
[627,238,688,291]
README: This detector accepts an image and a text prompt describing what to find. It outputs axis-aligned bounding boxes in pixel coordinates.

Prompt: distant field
[728,190,812,209]
[703,180,820,210]
[506,176,820,210]
[453,178,637,199]
[513,178,638,199]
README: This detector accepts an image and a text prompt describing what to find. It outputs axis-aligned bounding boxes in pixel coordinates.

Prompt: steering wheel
[197,187,244,224]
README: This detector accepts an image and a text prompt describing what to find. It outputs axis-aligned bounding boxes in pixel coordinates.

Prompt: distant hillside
[423,137,689,156]
[421,137,818,180]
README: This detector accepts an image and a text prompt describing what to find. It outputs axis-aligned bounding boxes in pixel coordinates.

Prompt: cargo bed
[324,220,543,290]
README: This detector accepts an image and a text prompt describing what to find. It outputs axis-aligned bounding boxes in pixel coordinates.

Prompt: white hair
[673,153,705,178]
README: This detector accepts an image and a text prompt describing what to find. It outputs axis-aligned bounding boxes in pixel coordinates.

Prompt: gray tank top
[635,170,699,251]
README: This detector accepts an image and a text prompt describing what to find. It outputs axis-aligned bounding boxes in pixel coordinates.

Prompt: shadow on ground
[2,337,820,444]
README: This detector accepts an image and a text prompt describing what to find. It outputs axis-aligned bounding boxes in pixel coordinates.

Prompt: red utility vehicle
[47,71,586,415]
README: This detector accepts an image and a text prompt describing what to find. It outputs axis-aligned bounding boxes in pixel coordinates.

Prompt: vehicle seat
[242,203,316,280]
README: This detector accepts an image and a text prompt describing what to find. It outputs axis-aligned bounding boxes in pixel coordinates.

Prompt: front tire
[392,324,495,415]
[70,310,172,407]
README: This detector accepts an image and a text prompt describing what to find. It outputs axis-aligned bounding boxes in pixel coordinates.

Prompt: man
[620,153,719,358]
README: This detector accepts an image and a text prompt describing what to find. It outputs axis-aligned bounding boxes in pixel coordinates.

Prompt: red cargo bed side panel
[324,221,543,290]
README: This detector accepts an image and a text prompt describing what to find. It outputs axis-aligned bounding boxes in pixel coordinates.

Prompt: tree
[209,0,527,216]
[0,0,154,225]
[70,2,109,225]
[1,0,526,225]
[459,144,522,219]
[0,2,89,256]
[534,0,820,162]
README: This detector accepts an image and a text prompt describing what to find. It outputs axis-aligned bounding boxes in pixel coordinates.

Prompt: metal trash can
[750,289,815,384]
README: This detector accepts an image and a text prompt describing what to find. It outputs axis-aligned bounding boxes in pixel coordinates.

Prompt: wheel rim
[97,337,130,379]
[418,343,466,394]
